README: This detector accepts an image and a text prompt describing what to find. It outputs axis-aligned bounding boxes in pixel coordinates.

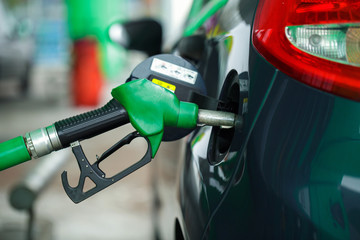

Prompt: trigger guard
[61,132,153,204]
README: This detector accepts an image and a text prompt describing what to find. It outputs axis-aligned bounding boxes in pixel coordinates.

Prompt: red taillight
[252,0,360,101]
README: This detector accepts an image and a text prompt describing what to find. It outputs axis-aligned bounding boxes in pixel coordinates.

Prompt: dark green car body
[152,0,360,239]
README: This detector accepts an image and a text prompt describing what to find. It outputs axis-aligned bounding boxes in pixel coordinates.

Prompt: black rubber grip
[55,99,129,147]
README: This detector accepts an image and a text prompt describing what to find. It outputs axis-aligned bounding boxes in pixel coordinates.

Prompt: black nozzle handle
[54,99,129,147]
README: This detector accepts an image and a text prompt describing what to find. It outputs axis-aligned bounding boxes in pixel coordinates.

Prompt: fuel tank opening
[208,70,240,165]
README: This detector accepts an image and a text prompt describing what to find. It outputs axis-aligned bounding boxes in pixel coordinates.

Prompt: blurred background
[0,0,192,239]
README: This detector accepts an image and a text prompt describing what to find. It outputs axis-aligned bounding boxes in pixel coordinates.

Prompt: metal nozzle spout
[197,109,242,128]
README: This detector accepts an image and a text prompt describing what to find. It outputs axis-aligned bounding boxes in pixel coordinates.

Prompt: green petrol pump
[66,0,130,106]
[66,0,127,79]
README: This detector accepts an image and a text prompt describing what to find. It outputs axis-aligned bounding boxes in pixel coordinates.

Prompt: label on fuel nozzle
[150,58,197,84]
[152,78,176,92]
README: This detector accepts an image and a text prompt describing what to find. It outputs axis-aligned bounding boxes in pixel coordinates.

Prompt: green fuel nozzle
[0,78,238,171]
[0,78,194,172]
[111,78,198,157]
[0,54,241,203]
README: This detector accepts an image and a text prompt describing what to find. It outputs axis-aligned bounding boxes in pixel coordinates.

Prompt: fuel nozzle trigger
[61,132,152,203]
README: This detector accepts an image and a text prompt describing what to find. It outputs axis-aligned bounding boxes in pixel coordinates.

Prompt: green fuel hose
[0,136,31,171]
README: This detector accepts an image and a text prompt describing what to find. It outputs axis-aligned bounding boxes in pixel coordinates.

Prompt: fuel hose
[0,136,31,170]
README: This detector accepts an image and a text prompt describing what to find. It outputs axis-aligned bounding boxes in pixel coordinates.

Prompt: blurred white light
[109,24,129,47]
